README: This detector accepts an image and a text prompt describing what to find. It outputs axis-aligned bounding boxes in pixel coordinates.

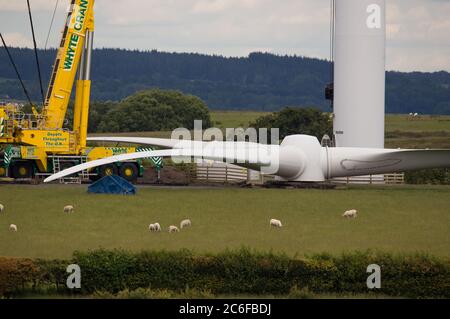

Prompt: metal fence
[194,162,248,183]
[332,173,405,185]
[193,163,405,186]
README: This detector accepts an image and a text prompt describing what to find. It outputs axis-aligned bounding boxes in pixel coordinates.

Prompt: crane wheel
[12,161,34,179]
[119,163,138,182]
[99,164,118,178]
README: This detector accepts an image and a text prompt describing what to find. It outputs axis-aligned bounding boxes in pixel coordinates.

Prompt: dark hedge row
[405,168,450,185]
[1,249,449,298]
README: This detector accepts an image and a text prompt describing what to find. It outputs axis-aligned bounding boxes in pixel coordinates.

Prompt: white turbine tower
[333,0,386,149]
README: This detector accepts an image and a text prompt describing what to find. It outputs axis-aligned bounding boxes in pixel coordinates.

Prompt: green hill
[1,48,449,114]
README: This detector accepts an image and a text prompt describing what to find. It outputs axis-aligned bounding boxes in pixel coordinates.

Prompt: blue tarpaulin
[88,175,136,195]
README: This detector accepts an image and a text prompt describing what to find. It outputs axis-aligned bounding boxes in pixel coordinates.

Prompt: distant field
[0,185,449,259]
[385,114,450,149]
[90,111,268,140]
[210,112,450,149]
[213,112,450,133]
[385,135,450,149]
[91,112,450,149]
[386,114,450,132]
[91,130,173,139]
[211,111,270,129]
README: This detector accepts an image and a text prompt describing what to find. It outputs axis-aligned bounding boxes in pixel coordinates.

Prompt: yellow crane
[0,0,161,183]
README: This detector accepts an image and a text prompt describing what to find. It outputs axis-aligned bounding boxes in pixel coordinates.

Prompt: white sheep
[180,219,192,229]
[149,223,161,232]
[270,219,283,228]
[9,224,17,232]
[0,204,4,213]
[63,205,74,213]
[342,209,358,218]
[168,225,179,233]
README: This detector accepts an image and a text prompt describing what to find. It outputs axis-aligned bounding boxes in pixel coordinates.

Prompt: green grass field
[385,114,450,149]
[3,111,450,261]
[211,111,270,129]
[386,114,450,132]
[213,112,450,134]
[1,185,449,259]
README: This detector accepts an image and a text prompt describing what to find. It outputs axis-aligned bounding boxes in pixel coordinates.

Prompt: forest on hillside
[1,48,449,114]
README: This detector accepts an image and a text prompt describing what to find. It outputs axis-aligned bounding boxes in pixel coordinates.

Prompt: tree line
[1,48,449,114]
[60,89,211,133]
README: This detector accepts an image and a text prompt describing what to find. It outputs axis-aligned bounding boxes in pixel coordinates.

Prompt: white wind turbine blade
[87,136,270,151]
[44,145,275,183]
[328,148,450,178]
[53,135,450,183]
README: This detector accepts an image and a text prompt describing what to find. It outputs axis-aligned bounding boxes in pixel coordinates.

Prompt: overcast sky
[0,0,449,72]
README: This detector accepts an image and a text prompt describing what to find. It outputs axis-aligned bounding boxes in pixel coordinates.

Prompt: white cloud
[385,0,450,71]
[192,0,230,14]
[0,0,61,12]
[0,0,448,71]
[387,47,450,72]
[1,32,33,48]
[191,0,259,14]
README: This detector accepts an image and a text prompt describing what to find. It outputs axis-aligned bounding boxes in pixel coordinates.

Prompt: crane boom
[43,0,94,130]
[0,0,160,183]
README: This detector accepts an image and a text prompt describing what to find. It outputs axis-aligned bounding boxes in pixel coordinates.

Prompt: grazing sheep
[149,223,161,232]
[0,204,4,213]
[180,219,192,229]
[342,209,358,218]
[270,219,283,228]
[9,224,17,232]
[63,205,74,213]
[168,225,179,233]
